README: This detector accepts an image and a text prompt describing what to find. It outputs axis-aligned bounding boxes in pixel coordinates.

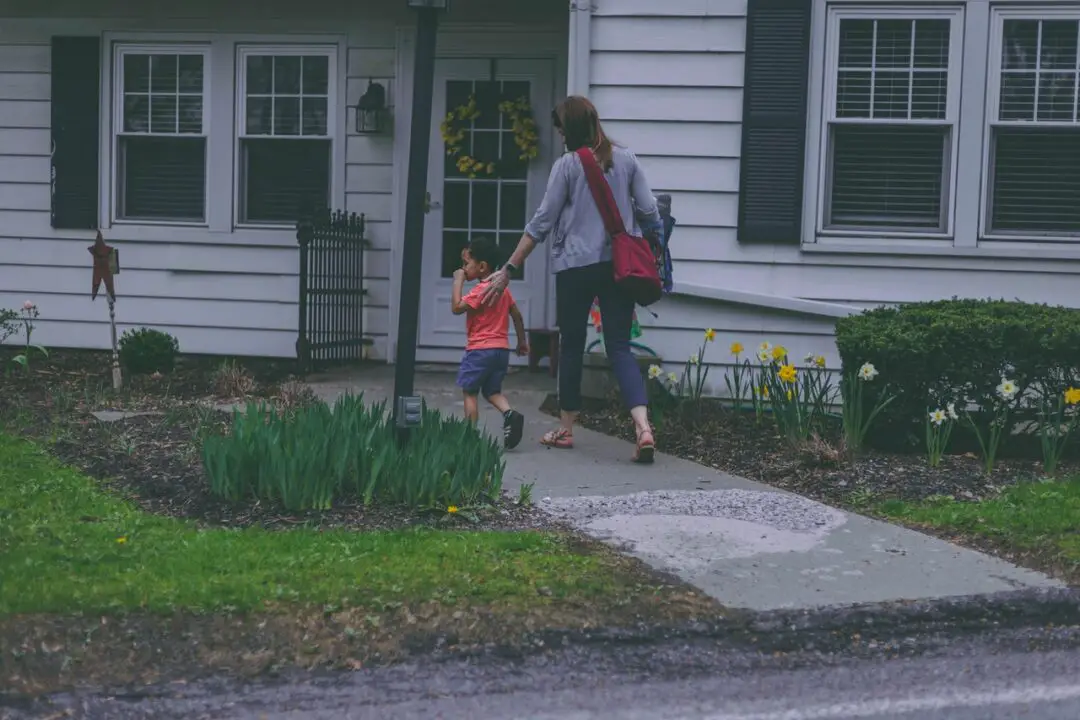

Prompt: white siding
[590,0,1080,392]
[0,0,561,361]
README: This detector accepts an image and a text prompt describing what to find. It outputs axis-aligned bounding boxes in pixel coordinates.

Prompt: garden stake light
[89,231,122,390]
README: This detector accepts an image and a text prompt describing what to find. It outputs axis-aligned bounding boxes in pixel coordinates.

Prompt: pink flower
[22,300,35,311]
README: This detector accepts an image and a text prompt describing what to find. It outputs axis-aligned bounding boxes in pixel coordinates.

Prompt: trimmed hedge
[834,298,1080,451]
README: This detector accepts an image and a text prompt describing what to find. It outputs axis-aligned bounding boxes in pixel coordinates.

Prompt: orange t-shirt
[461,280,514,351]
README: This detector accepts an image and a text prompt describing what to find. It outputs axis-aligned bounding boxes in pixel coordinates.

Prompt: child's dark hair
[466,236,503,271]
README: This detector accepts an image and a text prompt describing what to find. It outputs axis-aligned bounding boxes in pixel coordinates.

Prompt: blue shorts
[457,349,510,398]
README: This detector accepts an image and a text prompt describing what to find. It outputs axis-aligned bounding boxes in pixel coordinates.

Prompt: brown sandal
[633,425,655,464]
[541,428,574,449]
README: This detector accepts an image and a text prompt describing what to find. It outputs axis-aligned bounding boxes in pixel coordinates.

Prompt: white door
[417,58,554,363]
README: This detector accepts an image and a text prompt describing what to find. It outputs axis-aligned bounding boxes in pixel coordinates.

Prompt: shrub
[118,327,180,375]
[202,394,504,512]
[211,359,256,398]
[835,298,1080,451]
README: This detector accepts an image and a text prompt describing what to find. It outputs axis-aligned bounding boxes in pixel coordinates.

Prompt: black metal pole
[392,6,440,431]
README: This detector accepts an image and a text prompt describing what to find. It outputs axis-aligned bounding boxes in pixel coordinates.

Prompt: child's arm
[509,302,529,356]
[450,269,472,315]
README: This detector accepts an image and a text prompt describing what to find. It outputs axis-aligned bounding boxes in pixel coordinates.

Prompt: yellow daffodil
[648,364,662,379]
[704,328,716,342]
[760,385,770,399]
[447,505,459,514]
[771,345,787,362]
[815,355,826,368]
[778,364,797,384]
[1066,388,1080,406]
[116,536,128,544]
[730,342,744,356]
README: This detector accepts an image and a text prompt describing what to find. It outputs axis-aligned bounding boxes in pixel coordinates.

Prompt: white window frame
[234,44,339,229]
[110,42,212,227]
[98,33,346,240]
[811,4,965,242]
[981,6,1080,242]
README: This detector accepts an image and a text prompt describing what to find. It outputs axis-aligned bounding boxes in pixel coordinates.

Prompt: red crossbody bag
[575,147,664,307]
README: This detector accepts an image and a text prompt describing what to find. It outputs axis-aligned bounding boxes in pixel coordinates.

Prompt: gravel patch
[539,488,847,534]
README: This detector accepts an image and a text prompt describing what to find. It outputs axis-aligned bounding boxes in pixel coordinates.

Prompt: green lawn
[879,479,1080,571]
[0,432,622,616]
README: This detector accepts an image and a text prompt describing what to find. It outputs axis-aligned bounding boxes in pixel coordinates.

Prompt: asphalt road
[9,626,1080,720]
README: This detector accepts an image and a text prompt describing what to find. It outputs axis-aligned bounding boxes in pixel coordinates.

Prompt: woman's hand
[481,268,510,306]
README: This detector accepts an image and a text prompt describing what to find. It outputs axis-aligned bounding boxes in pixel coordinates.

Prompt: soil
[543,394,1080,586]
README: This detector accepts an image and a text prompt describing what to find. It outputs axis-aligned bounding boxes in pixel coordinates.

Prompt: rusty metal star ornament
[88,231,116,302]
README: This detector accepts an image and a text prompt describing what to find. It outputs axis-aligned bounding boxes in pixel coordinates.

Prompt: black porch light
[354,80,387,135]
[392,0,449,436]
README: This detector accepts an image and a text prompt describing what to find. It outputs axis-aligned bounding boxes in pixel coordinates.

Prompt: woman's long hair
[552,96,614,171]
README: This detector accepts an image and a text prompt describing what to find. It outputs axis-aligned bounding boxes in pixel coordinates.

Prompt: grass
[879,478,1080,570]
[0,432,625,616]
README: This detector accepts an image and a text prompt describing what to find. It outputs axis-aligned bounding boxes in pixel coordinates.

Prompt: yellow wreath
[440,94,540,179]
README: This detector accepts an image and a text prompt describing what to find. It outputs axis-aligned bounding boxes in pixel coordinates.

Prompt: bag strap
[576,147,627,237]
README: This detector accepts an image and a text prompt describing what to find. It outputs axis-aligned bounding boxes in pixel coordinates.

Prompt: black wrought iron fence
[296,209,370,374]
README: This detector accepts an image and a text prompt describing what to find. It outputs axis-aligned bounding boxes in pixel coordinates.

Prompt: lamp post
[392,0,449,436]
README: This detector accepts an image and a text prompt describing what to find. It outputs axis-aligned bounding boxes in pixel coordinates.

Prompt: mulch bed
[0,349,551,532]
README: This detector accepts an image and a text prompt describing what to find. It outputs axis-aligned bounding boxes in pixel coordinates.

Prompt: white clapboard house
[1,0,1079,378]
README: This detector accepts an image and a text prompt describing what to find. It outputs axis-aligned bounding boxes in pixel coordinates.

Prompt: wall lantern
[354,80,388,135]
[406,0,450,8]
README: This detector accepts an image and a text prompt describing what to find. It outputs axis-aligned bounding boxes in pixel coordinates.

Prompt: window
[237,48,335,225]
[820,9,961,234]
[113,46,208,222]
[987,14,1080,237]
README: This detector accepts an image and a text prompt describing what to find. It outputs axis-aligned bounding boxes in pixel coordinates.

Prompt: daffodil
[759,341,772,351]
[947,402,959,420]
[929,409,947,426]
[858,363,878,382]
[771,345,787,362]
[447,505,459,514]
[730,342,744,356]
[690,354,700,365]
[704,328,716,342]
[116,536,128,544]
[648,364,662,379]
[778,364,797,384]
[667,371,679,385]
[815,355,826,368]
[756,348,771,364]
[1066,388,1080,406]
[996,377,1018,401]
[760,385,770,399]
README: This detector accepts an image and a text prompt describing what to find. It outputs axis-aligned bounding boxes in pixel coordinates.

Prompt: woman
[480,95,661,463]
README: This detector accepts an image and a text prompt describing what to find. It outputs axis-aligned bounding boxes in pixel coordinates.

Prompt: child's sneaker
[503,410,524,449]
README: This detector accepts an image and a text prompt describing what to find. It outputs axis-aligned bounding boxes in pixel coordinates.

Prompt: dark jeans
[556,262,648,412]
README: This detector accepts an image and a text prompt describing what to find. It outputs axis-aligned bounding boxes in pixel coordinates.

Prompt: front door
[417,58,554,363]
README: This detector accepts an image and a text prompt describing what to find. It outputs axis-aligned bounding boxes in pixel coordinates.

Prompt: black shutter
[737,0,812,244]
[50,36,101,230]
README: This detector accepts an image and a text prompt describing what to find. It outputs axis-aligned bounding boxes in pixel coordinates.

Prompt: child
[451,237,529,449]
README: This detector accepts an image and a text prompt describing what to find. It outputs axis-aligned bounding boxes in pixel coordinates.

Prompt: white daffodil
[759,341,772,351]
[997,377,1018,401]
[689,354,700,365]
[947,402,959,421]
[667,372,679,385]
[756,348,771,363]
[858,363,879,382]
[804,352,815,365]
[647,364,662,379]
[929,409,947,426]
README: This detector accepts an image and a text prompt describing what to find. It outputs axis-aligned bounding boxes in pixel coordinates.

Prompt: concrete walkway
[307,365,1061,611]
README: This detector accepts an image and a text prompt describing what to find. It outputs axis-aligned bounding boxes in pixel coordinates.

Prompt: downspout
[567,0,592,96]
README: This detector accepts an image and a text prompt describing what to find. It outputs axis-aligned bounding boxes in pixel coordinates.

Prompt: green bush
[202,394,505,512]
[118,327,180,375]
[834,298,1080,451]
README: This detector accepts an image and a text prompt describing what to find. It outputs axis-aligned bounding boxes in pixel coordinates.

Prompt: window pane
[999,73,1036,121]
[118,136,206,221]
[835,71,871,117]
[302,56,329,95]
[471,182,497,230]
[913,19,951,68]
[274,56,302,94]
[827,124,947,230]
[872,71,911,119]
[1038,73,1077,121]
[123,94,149,132]
[273,97,300,135]
[443,181,469,229]
[123,54,150,93]
[301,97,328,135]
[1003,20,1039,69]
[149,54,177,93]
[990,128,1080,234]
[499,181,527,230]
[1040,20,1079,70]
[149,95,176,133]
[241,138,330,223]
[838,19,874,67]
[246,97,272,135]
[441,231,469,278]
[246,56,273,94]
[178,96,202,134]
[178,55,203,92]
[911,72,949,119]
[874,20,914,69]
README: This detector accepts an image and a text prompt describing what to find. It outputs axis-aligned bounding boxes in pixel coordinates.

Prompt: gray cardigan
[523,146,662,274]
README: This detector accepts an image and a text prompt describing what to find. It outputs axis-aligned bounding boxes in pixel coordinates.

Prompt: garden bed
[546,395,1080,585]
